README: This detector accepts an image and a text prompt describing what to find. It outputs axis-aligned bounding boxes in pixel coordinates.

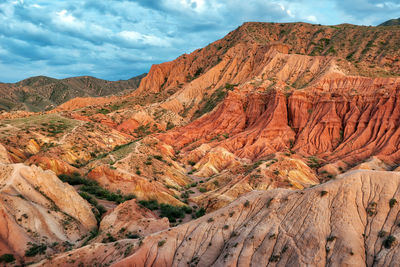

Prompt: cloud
[0,0,397,82]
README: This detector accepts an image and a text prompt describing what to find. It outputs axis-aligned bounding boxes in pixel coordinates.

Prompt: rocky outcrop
[191,153,318,211]
[112,170,400,266]
[0,163,96,264]
[92,199,169,243]
[88,165,184,206]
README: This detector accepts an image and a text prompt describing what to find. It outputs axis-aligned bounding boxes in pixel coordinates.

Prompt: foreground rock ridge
[0,21,400,266]
[36,171,400,266]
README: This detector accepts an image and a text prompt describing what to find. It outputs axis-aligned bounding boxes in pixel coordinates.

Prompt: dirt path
[59,122,83,144]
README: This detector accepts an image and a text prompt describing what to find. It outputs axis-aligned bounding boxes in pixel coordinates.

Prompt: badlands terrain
[1,21,400,266]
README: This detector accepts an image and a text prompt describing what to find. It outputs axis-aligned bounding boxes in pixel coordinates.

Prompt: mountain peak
[379,17,400,26]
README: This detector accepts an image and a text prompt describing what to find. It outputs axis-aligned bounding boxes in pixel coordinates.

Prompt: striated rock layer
[0,163,96,264]
[112,170,400,267]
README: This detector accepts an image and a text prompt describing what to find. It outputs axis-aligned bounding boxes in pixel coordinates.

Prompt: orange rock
[92,199,169,243]
[26,155,79,175]
[88,165,184,206]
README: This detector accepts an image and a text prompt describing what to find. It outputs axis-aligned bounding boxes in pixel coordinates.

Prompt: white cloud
[306,15,317,22]
[54,9,84,30]
[31,4,43,8]
[119,30,170,47]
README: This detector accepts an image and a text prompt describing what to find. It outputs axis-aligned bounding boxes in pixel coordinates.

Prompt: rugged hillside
[0,162,97,265]
[0,74,145,112]
[36,170,400,266]
[379,18,400,26]
[136,22,400,98]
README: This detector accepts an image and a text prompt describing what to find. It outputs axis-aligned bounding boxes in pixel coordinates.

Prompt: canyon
[0,21,400,266]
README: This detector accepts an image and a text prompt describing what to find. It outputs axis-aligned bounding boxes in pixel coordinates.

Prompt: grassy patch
[59,173,135,204]
[3,114,78,133]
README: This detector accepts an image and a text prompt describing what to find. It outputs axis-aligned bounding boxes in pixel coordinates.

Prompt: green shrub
[159,204,186,223]
[97,108,110,115]
[390,198,397,208]
[79,184,135,204]
[383,235,396,249]
[102,233,117,243]
[138,199,159,210]
[59,173,98,186]
[158,240,166,247]
[199,188,207,193]
[166,121,175,130]
[126,232,141,239]
[188,161,196,166]
[25,243,47,257]
[0,254,15,263]
[321,191,328,196]
[269,255,280,262]
[194,207,206,218]
[327,236,336,242]
[181,191,189,199]
[82,228,99,246]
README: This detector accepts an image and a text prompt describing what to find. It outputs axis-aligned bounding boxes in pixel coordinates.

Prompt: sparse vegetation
[102,233,117,243]
[378,230,388,238]
[389,198,397,208]
[269,255,280,262]
[327,235,336,242]
[25,242,47,257]
[193,83,236,118]
[366,202,378,216]
[199,187,207,193]
[307,156,321,169]
[159,203,192,223]
[383,235,396,249]
[138,200,192,223]
[194,207,206,218]
[0,254,15,263]
[138,200,159,210]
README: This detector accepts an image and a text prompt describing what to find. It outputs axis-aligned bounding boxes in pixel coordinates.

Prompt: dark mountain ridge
[0,73,146,112]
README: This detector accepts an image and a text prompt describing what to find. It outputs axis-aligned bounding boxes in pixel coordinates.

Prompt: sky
[0,0,399,83]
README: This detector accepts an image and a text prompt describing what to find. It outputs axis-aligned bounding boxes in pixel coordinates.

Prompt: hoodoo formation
[1,21,400,266]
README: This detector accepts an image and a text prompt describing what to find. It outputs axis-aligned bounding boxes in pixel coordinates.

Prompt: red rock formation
[88,165,184,206]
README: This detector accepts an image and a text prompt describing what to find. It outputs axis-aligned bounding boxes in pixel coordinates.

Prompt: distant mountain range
[379,17,400,26]
[0,73,146,112]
